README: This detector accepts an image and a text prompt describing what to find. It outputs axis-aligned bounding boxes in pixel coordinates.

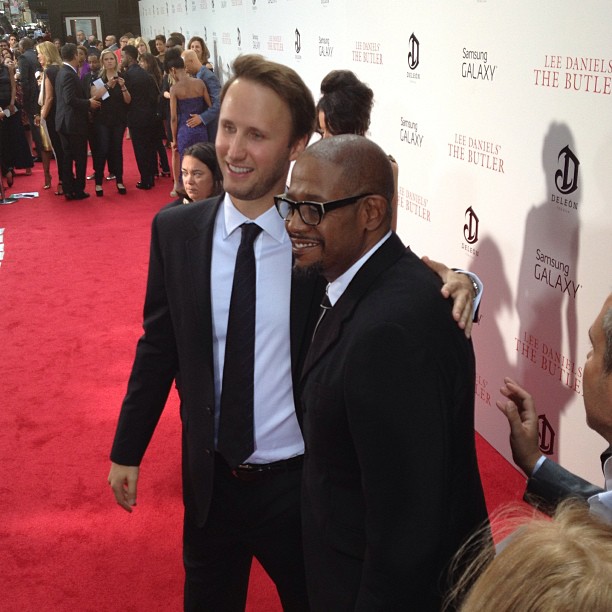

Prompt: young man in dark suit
[282,134,489,611]
[121,44,158,190]
[55,43,100,200]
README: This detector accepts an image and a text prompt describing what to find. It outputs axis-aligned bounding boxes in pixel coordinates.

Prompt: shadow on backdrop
[514,122,581,463]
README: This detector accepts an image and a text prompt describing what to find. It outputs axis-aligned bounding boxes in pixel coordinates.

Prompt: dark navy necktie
[312,289,332,340]
[217,223,263,468]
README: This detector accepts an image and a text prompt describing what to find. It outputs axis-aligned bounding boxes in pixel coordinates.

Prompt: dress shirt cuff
[531,455,547,476]
[453,269,483,314]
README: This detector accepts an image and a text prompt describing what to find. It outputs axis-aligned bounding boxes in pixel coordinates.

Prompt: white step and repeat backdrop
[139,0,612,485]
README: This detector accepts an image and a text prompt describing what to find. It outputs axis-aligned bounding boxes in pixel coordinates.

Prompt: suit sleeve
[525,457,604,514]
[344,321,458,610]
[61,71,91,113]
[199,69,221,126]
[110,213,179,466]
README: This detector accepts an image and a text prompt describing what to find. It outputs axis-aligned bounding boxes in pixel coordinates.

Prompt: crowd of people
[0,28,221,201]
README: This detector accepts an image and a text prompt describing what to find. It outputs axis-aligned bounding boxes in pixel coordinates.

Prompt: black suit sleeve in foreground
[345,322,481,610]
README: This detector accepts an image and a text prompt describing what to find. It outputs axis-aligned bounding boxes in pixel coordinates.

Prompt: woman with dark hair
[187,36,213,70]
[76,45,90,79]
[317,69,399,229]
[166,48,211,195]
[90,49,130,196]
[179,141,222,203]
[139,51,170,177]
[317,69,373,137]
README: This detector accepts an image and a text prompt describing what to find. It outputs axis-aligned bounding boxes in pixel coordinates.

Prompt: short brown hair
[221,54,315,146]
[187,36,210,62]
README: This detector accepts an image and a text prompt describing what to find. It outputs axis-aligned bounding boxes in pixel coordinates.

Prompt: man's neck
[230,197,275,220]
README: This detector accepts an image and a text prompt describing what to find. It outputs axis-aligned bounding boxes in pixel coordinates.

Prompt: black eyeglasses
[274,193,373,226]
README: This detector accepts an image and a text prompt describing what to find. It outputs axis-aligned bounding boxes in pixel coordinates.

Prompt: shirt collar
[604,455,612,491]
[327,231,392,306]
[63,62,77,73]
[221,193,287,244]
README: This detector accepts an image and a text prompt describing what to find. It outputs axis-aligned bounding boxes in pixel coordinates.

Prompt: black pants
[183,459,309,612]
[93,122,125,184]
[129,126,157,186]
[59,131,87,196]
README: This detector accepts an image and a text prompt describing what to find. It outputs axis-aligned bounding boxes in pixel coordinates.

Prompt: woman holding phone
[90,49,130,196]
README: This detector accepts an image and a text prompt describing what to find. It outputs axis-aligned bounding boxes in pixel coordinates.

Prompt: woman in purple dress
[167,49,211,179]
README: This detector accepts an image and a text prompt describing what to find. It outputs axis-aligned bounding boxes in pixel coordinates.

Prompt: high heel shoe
[116,183,127,195]
[95,185,104,197]
[43,172,52,189]
[54,182,63,196]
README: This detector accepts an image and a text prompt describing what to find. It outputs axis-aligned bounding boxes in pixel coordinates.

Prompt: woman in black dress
[0,52,16,189]
[35,41,64,193]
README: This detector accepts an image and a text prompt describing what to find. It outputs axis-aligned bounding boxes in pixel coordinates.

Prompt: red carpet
[0,142,527,611]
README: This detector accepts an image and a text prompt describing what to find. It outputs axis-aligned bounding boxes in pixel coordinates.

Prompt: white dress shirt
[211,194,304,463]
[588,456,612,524]
[326,231,392,306]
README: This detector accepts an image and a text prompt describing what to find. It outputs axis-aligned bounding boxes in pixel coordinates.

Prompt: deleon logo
[538,413,555,455]
[555,145,579,195]
[463,206,479,244]
[295,29,301,54]
[407,33,419,70]
[237,28,241,47]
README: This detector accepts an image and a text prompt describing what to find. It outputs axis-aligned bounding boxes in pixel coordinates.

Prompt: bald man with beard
[279,134,489,611]
[181,49,221,141]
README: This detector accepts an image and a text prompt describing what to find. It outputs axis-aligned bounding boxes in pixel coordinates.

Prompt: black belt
[217,453,303,482]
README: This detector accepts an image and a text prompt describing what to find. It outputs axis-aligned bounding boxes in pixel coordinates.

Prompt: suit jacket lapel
[290,273,326,384]
[185,196,223,349]
[301,233,407,382]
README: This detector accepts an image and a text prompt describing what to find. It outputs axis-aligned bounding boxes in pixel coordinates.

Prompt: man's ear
[362,195,389,232]
[288,134,310,163]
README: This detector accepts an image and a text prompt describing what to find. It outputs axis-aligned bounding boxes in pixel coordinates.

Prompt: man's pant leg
[58,131,75,196]
[130,127,156,186]
[183,460,308,612]
[59,132,88,195]
[72,133,88,194]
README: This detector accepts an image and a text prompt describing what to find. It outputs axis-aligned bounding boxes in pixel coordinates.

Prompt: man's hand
[89,97,102,110]
[186,113,203,128]
[496,377,542,476]
[422,256,474,338]
[108,462,140,512]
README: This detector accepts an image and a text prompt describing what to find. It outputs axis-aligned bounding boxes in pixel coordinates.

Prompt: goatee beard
[292,261,323,279]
